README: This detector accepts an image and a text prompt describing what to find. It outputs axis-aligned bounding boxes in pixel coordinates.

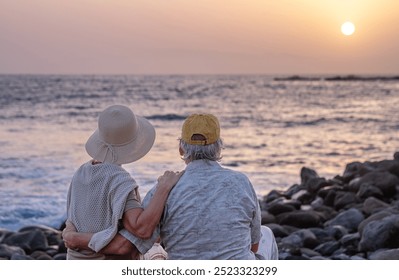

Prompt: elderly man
[63,113,278,260]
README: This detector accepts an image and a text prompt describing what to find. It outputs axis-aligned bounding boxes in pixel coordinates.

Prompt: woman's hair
[179,138,223,162]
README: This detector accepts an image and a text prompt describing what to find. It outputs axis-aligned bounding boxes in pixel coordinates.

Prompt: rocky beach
[1,153,399,260]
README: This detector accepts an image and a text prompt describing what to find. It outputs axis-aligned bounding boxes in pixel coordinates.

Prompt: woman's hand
[62,220,79,250]
[157,170,184,191]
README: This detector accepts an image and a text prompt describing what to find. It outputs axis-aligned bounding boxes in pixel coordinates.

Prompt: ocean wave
[146,114,187,121]
[283,116,385,128]
[274,75,399,82]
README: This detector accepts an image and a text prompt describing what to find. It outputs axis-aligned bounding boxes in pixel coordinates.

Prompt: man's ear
[179,146,184,156]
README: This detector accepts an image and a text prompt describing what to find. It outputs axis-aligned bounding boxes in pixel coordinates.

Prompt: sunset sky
[1,0,398,75]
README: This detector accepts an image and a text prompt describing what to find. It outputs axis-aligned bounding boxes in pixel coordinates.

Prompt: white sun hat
[85,104,156,165]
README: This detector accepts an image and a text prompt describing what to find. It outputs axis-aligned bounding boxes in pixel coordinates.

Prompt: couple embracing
[63,104,278,260]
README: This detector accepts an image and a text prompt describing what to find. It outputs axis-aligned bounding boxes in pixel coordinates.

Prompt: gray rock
[362,197,390,216]
[357,183,384,200]
[369,248,399,260]
[333,192,360,211]
[53,253,67,260]
[325,208,364,233]
[281,229,317,248]
[359,214,399,252]
[354,171,399,197]
[267,203,297,215]
[277,210,321,228]
[358,211,393,235]
[343,162,372,183]
[331,253,351,260]
[305,177,331,194]
[266,223,290,238]
[261,211,276,224]
[0,244,26,259]
[300,167,319,185]
[19,225,62,246]
[263,190,283,203]
[3,229,48,253]
[300,248,321,258]
[11,253,35,260]
[30,251,53,260]
[325,225,348,240]
[314,241,340,256]
[340,232,360,247]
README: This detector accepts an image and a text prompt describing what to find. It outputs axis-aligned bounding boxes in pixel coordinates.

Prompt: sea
[1,74,399,232]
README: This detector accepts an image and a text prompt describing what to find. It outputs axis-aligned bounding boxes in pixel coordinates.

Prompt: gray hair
[179,138,223,162]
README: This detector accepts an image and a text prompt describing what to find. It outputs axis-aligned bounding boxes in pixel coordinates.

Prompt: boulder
[324,208,364,233]
[358,214,399,252]
[277,210,321,228]
[3,229,48,253]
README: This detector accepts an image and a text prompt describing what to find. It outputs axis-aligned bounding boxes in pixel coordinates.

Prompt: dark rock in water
[19,225,62,246]
[356,183,384,200]
[31,250,53,260]
[357,211,393,235]
[367,159,399,177]
[313,241,340,256]
[266,223,290,238]
[369,248,399,260]
[319,188,338,207]
[53,253,67,260]
[277,210,321,228]
[0,244,26,259]
[358,214,399,252]
[300,247,322,258]
[261,211,276,224]
[354,171,399,197]
[281,229,318,249]
[283,184,304,199]
[362,197,390,215]
[331,253,351,260]
[11,253,35,260]
[305,177,331,194]
[293,191,315,205]
[263,190,283,203]
[324,208,364,233]
[325,225,348,240]
[300,167,319,186]
[333,192,360,211]
[308,228,334,244]
[343,162,372,182]
[312,205,337,222]
[339,232,360,248]
[0,229,14,242]
[3,230,48,254]
[267,202,297,215]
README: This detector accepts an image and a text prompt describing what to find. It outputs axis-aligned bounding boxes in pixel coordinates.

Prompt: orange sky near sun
[0,0,398,75]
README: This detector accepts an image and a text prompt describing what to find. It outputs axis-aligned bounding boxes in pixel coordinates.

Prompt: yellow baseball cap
[181,114,220,145]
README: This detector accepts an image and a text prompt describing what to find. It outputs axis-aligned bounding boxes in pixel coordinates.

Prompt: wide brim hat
[85,105,155,165]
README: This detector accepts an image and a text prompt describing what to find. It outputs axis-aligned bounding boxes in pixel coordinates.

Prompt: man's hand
[62,220,93,251]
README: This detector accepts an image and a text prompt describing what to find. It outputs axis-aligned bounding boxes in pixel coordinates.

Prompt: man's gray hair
[179,138,223,162]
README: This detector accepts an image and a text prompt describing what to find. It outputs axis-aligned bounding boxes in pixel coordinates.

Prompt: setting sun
[341,21,356,36]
